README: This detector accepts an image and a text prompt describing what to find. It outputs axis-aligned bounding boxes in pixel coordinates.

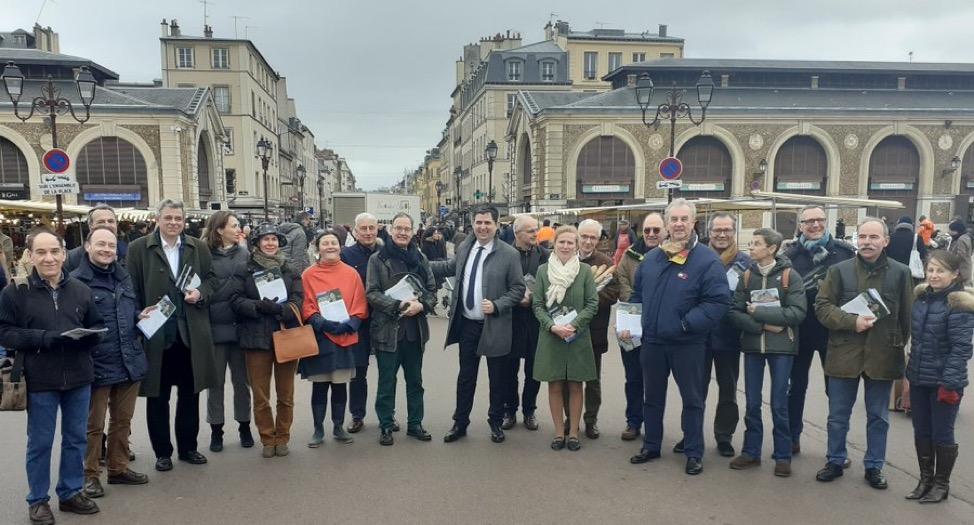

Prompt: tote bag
[0,353,27,411]
[272,303,319,364]
[908,233,925,279]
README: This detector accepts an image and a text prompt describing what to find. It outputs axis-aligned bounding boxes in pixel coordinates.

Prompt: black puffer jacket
[209,244,249,344]
[229,257,304,351]
[0,270,105,392]
[907,284,974,390]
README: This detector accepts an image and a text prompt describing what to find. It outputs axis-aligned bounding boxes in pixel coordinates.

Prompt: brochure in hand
[840,288,890,319]
[384,274,424,302]
[726,266,744,291]
[615,302,643,339]
[254,267,287,303]
[137,295,177,339]
[750,288,781,308]
[175,265,202,292]
[317,289,350,322]
[549,306,579,343]
[60,327,109,340]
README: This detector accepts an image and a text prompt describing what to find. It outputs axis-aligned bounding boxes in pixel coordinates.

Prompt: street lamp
[296,164,306,210]
[485,140,498,203]
[256,136,273,222]
[435,180,446,210]
[1,61,97,234]
[635,70,715,203]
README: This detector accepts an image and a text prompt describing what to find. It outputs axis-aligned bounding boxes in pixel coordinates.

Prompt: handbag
[272,303,319,364]
[908,232,925,279]
[0,352,27,411]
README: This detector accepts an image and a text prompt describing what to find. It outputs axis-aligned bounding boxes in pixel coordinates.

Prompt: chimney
[627,74,637,86]
[721,74,730,87]
[161,19,168,37]
[170,19,180,37]
[658,24,667,38]
[811,75,819,89]
[898,76,907,90]
[204,25,213,38]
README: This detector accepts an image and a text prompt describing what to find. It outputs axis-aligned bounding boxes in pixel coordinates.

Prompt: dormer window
[12,34,26,47]
[507,60,522,82]
[541,61,555,82]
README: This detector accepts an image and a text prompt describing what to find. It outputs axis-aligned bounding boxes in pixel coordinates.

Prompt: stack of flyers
[176,265,201,292]
[384,274,424,302]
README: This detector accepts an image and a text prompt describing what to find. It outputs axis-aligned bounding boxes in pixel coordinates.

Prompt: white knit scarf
[546,254,580,308]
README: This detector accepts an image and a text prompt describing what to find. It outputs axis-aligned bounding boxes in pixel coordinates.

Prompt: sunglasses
[643,227,662,234]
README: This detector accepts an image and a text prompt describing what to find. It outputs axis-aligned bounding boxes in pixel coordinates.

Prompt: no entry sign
[659,156,683,180]
[43,149,70,174]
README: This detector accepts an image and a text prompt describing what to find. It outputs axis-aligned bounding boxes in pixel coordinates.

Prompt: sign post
[658,156,684,203]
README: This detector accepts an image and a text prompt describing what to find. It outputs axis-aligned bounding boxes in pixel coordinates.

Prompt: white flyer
[615,302,643,338]
[137,296,177,339]
[175,265,201,292]
[60,327,108,340]
[317,289,350,322]
[384,275,423,302]
[254,267,287,302]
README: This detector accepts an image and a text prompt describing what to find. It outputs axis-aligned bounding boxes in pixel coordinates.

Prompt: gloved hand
[41,331,66,350]
[319,319,342,334]
[938,385,962,405]
[255,299,284,316]
[334,321,356,335]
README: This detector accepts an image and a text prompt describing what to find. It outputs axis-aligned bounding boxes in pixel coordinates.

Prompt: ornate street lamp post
[485,140,498,203]
[1,61,97,234]
[296,164,306,210]
[635,70,715,203]
[256,136,273,222]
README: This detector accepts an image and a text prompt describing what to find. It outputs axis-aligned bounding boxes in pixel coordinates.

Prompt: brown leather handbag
[0,352,27,411]
[272,303,319,364]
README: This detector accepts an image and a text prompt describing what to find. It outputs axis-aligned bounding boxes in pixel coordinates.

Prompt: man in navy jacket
[624,199,730,475]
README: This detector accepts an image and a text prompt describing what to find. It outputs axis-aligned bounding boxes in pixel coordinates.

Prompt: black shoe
[673,439,685,454]
[28,501,55,525]
[717,441,735,457]
[443,425,467,443]
[209,430,224,453]
[524,414,539,431]
[107,469,149,485]
[58,492,99,515]
[128,448,136,462]
[585,422,600,440]
[864,468,888,489]
[379,428,394,446]
[83,477,104,498]
[816,462,844,482]
[392,418,401,432]
[348,418,364,434]
[630,448,661,464]
[239,422,255,448]
[406,425,432,441]
[177,451,208,465]
[155,457,173,472]
[501,415,516,430]
[566,437,581,451]
[685,457,703,475]
[489,424,506,443]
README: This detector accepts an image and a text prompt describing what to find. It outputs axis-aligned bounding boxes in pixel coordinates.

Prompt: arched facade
[675,125,744,195]
[518,132,532,211]
[0,135,30,200]
[565,123,645,202]
[67,125,160,208]
[75,136,150,208]
[197,132,213,206]
[865,134,922,219]
[675,135,732,199]
[574,135,636,203]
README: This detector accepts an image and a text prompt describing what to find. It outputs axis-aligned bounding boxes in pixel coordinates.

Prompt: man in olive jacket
[813,218,913,489]
[126,199,218,473]
[430,205,525,444]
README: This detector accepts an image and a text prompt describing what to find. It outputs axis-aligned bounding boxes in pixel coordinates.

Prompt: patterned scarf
[661,232,698,265]
[801,232,832,266]
[252,249,286,270]
[712,242,739,267]
[545,253,580,308]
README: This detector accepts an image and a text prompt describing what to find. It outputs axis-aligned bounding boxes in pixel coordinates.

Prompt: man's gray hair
[513,214,538,233]
[665,198,696,221]
[577,218,603,236]
[707,212,736,232]
[87,204,116,226]
[354,212,377,227]
[799,205,826,219]
[859,216,889,236]
[155,199,185,215]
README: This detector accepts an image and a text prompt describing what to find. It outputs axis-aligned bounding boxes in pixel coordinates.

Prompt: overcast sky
[6,0,974,190]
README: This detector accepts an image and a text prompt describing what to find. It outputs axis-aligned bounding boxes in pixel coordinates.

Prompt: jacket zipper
[52,287,67,388]
[759,273,767,354]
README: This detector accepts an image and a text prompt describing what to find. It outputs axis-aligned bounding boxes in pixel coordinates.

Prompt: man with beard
[501,215,548,432]
[615,212,666,441]
[783,206,856,456]
[625,199,730,475]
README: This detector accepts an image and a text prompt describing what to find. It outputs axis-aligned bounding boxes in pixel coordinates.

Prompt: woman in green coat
[532,226,599,451]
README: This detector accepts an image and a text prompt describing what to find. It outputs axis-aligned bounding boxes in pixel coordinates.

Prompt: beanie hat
[949,219,967,234]
[897,216,913,225]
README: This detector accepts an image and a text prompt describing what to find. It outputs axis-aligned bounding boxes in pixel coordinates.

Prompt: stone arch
[858,125,933,196]
[765,125,841,194]
[66,125,160,206]
[0,125,43,191]
[675,125,745,195]
[565,123,646,199]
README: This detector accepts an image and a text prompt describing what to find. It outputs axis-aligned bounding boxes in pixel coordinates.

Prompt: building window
[608,52,622,72]
[507,94,517,116]
[541,61,555,82]
[583,52,598,79]
[223,129,234,155]
[660,52,675,58]
[12,34,26,47]
[507,61,521,82]
[0,136,29,188]
[176,47,195,68]
[632,52,646,62]
[213,86,231,113]
[76,137,149,208]
[212,48,229,69]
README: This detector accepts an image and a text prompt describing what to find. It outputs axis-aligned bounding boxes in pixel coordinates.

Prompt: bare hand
[139,306,157,320]
[855,315,876,333]
[619,329,633,341]
[763,324,784,334]
[482,299,495,315]
[402,300,423,317]
[184,288,201,304]
[551,324,575,340]
[519,296,531,307]
[746,302,757,315]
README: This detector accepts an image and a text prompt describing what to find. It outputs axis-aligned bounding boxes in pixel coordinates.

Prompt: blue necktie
[465,246,484,310]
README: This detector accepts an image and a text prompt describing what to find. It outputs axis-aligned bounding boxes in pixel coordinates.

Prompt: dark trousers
[910,385,963,445]
[375,341,424,430]
[453,317,508,429]
[788,343,828,445]
[348,364,369,421]
[641,342,706,459]
[702,349,741,444]
[505,349,540,418]
[620,345,644,427]
[146,340,200,458]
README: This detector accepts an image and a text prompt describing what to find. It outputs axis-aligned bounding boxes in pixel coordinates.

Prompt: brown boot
[905,439,935,500]
[920,444,959,503]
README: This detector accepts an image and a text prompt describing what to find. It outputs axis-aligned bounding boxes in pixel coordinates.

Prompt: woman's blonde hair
[553,225,579,245]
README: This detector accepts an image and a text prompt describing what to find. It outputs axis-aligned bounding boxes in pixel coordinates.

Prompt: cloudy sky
[6,0,974,189]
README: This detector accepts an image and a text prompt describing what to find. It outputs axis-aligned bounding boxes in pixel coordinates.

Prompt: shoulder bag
[908,232,925,279]
[0,352,27,411]
[272,303,319,364]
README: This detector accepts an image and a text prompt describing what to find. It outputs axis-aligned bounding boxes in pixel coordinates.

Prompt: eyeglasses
[710,228,734,235]
[643,227,662,234]
[391,226,412,233]
[800,218,826,225]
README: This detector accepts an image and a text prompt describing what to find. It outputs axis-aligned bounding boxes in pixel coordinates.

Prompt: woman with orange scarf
[299,230,368,448]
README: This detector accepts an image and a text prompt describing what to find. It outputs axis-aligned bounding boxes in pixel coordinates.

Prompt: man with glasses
[783,206,855,457]
[616,212,666,441]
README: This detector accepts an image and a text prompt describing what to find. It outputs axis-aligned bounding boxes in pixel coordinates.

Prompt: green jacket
[814,253,914,380]
[531,261,600,382]
[726,255,807,355]
[365,249,437,353]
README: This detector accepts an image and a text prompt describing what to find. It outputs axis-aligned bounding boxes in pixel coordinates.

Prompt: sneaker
[28,501,55,525]
[501,415,516,430]
[774,460,792,477]
[58,492,99,515]
[379,428,394,446]
[729,454,761,470]
[83,477,105,498]
[815,462,844,482]
[261,446,275,459]
[523,414,539,431]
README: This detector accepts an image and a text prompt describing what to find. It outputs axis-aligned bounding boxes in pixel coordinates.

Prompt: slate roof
[0,79,208,117]
[0,48,119,82]
[518,91,592,116]
[509,40,564,54]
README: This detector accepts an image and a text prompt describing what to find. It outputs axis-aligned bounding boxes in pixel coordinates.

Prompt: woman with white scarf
[532,226,599,451]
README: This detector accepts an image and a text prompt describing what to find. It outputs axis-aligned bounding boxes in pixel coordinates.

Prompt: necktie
[466,246,484,310]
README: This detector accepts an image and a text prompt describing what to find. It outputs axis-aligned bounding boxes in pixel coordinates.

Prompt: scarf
[800,232,832,265]
[252,249,286,270]
[661,232,698,265]
[545,254,580,308]
[712,242,739,267]
[380,239,429,284]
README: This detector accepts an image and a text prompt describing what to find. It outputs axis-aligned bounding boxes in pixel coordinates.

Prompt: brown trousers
[85,381,140,477]
[245,351,297,447]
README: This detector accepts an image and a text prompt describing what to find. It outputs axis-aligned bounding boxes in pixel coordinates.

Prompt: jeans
[26,385,91,506]
[206,344,251,425]
[826,376,892,470]
[703,349,741,443]
[910,385,963,445]
[641,343,706,459]
[788,343,827,445]
[375,341,425,430]
[620,345,644,427]
[742,354,793,461]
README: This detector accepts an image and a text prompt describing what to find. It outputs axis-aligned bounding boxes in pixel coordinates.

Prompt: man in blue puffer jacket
[624,199,731,476]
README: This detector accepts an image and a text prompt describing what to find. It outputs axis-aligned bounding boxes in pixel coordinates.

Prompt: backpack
[743,267,791,291]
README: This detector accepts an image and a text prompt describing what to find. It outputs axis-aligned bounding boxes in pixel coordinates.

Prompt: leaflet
[317,289,350,322]
[137,296,177,339]
[840,288,890,319]
[254,267,287,303]
[60,327,108,340]
[549,306,579,343]
[750,288,781,308]
[175,265,201,292]
[726,267,743,291]
[384,275,423,302]
[615,302,643,338]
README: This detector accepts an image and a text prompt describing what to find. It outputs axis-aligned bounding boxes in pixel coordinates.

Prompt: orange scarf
[301,260,368,347]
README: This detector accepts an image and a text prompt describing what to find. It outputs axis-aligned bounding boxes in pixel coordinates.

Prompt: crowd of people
[0,198,970,525]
